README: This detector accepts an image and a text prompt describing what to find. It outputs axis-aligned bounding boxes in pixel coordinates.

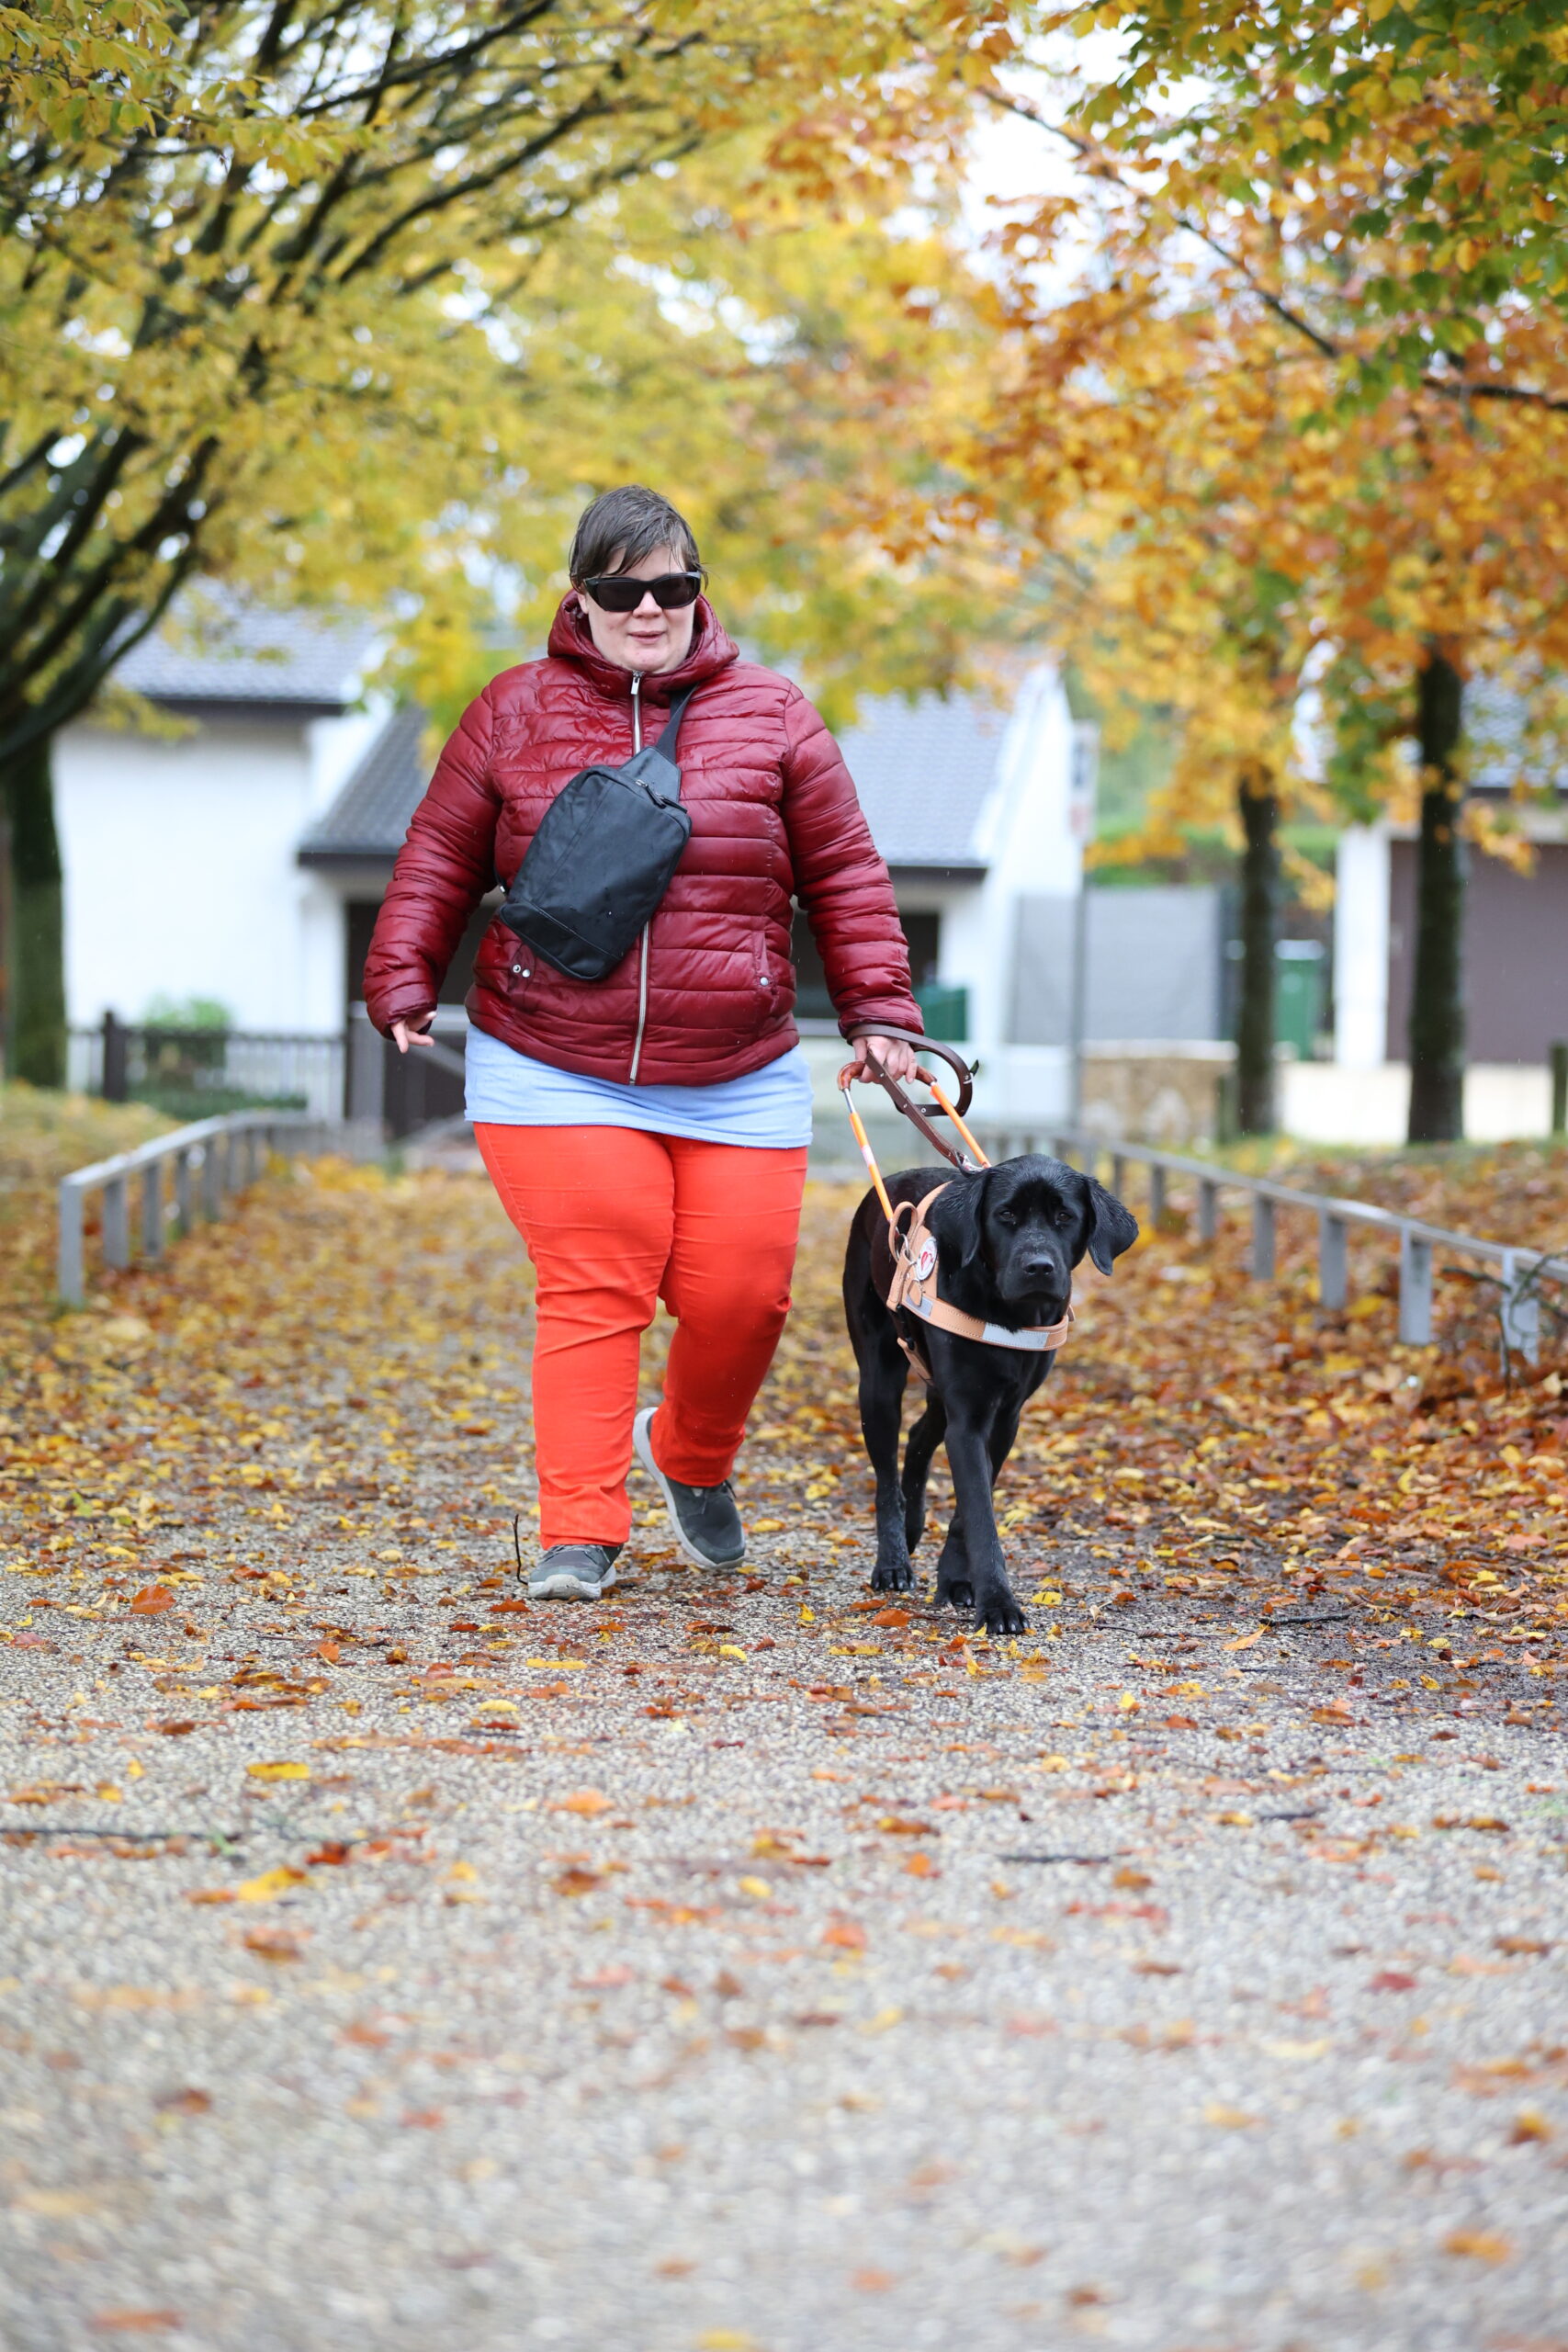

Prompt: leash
[837,1030,1072,1378]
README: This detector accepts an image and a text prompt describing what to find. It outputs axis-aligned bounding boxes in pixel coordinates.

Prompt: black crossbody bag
[496,686,697,983]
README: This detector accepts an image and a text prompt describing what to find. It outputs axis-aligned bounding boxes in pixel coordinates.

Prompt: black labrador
[842,1156,1139,1634]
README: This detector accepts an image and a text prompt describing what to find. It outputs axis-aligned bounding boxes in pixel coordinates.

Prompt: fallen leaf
[244,1761,310,1783]
[233,1866,309,1904]
[1203,2103,1262,2129]
[820,1918,867,1951]
[129,1586,175,1614]
[1442,2230,1512,2264]
[240,1925,309,1962]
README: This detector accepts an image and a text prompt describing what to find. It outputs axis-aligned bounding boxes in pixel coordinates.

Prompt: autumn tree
[969,6,1568,1140]
[0,0,1010,1083]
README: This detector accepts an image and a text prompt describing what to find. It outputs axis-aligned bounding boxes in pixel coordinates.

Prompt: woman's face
[573,541,698,675]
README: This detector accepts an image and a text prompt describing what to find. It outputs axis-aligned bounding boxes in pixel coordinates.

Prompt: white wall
[1284,1059,1552,1145]
[1334,823,1391,1069]
[55,715,353,1035]
[928,665,1079,1052]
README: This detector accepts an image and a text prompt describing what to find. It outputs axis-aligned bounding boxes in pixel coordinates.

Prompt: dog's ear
[1085,1180,1139,1275]
[936,1168,990,1269]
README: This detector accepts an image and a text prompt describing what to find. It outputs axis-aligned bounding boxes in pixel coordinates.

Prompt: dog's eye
[993,1206,1018,1227]
[1053,1205,1073,1227]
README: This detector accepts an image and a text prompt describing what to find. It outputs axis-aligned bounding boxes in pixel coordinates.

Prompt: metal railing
[69,1017,346,1121]
[968,1124,1568,1364]
[57,1113,341,1306]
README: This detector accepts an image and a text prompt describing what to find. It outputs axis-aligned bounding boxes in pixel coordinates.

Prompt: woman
[364,484,921,1600]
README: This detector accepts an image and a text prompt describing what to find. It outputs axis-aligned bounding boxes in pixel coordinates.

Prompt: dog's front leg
[858,1348,915,1592]
[943,1415,1027,1636]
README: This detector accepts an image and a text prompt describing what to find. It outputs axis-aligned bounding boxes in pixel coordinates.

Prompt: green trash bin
[914,982,968,1043]
[1275,942,1325,1058]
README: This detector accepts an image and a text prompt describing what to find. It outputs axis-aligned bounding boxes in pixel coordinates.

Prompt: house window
[790,906,940,1020]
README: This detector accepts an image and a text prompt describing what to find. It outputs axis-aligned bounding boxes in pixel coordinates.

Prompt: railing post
[203,1130,226,1219]
[1150,1163,1167,1224]
[1198,1177,1218,1242]
[102,1009,129,1103]
[102,1172,130,1269]
[1551,1040,1567,1138]
[1251,1193,1276,1281]
[1501,1248,1540,1366]
[58,1179,85,1306]
[1398,1228,1433,1344]
[1318,1213,1348,1310]
[175,1148,194,1232]
[141,1159,164,1260]
[1111,1152,1126,1197]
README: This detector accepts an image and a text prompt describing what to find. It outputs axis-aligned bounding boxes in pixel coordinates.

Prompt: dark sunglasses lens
[585,572,702,613]
[651,572,702,609]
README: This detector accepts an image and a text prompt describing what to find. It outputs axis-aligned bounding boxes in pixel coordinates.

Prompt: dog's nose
[1021,1256,1059,1284]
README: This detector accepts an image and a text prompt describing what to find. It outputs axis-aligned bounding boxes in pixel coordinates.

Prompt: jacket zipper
[628,673,649,1083]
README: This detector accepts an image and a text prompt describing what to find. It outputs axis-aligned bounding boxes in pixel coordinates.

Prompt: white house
[55,595,383,1037]
[1321,684,1568,1142]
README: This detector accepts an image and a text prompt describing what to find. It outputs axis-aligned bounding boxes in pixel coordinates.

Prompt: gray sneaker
[633,1405,746,1569]
[528,1542,622,1601]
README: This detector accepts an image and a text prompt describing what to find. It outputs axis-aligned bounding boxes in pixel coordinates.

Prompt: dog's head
[928,1155,1139,1324]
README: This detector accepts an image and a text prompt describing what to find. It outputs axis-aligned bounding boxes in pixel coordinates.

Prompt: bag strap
[651,684,698,762]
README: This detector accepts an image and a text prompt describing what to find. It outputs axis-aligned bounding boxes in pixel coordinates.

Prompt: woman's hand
[391,1015,436,1055]
[843,1032,920,1086]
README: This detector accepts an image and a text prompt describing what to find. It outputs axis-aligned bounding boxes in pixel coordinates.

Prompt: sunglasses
[580,570,705,614]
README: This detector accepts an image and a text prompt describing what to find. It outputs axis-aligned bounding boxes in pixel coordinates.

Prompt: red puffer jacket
[363,595,921,1084]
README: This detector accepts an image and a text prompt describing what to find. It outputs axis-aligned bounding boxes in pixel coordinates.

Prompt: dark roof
[1465,677,1568,793]
[299,683,1019,870]
[834,687,1010,868]
[114,586,375,712]
[299,706,427,865]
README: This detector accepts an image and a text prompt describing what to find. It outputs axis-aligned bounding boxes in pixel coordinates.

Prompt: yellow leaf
[234,1866,310,1903]
[1223,1627,1262,1653]
[1204,2103,1262,2129]
[245,1761,310,1782]
[1443,2231,1512,2264]
[739,1875,773,1898]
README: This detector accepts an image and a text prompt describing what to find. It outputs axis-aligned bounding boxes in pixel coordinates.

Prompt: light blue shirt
[464,1023,814,1148]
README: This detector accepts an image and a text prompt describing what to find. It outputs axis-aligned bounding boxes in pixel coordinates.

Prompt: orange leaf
[130,1586,175,1614]
[821,1918,866,1951]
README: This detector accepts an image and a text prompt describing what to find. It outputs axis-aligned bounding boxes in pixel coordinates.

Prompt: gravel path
[2,1167,1564,2351]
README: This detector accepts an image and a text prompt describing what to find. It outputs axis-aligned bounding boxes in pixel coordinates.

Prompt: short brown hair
[568,485,701,583]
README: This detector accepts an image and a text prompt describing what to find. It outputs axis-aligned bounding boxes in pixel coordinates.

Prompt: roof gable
[113,585,376,712]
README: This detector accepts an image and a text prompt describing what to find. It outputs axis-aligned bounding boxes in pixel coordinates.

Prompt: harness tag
[913,1236,938,1283]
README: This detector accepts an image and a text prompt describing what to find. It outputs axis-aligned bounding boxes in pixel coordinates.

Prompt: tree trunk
[4,736,66,1089]
[1235,772,1279,1136]
[1406,647,1465,1144]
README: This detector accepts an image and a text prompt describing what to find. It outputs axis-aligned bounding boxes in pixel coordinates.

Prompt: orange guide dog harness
[880,1184,1074,1382]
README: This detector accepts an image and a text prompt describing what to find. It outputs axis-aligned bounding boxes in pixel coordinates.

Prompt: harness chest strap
[884,1187,1075,1359]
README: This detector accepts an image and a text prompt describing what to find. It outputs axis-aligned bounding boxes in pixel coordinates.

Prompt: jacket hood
[546,593,740,701]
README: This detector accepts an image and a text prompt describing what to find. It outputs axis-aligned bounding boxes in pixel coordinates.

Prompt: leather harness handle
[845,1023,975,1119]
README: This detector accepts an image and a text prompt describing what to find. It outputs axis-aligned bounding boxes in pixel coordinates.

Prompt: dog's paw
[974,1591,1028,1637]
[870,1560,914,1592]
[936,1578,974,1611]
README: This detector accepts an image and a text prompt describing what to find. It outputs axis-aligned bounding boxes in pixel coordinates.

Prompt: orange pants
[475,1125,808,1546]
